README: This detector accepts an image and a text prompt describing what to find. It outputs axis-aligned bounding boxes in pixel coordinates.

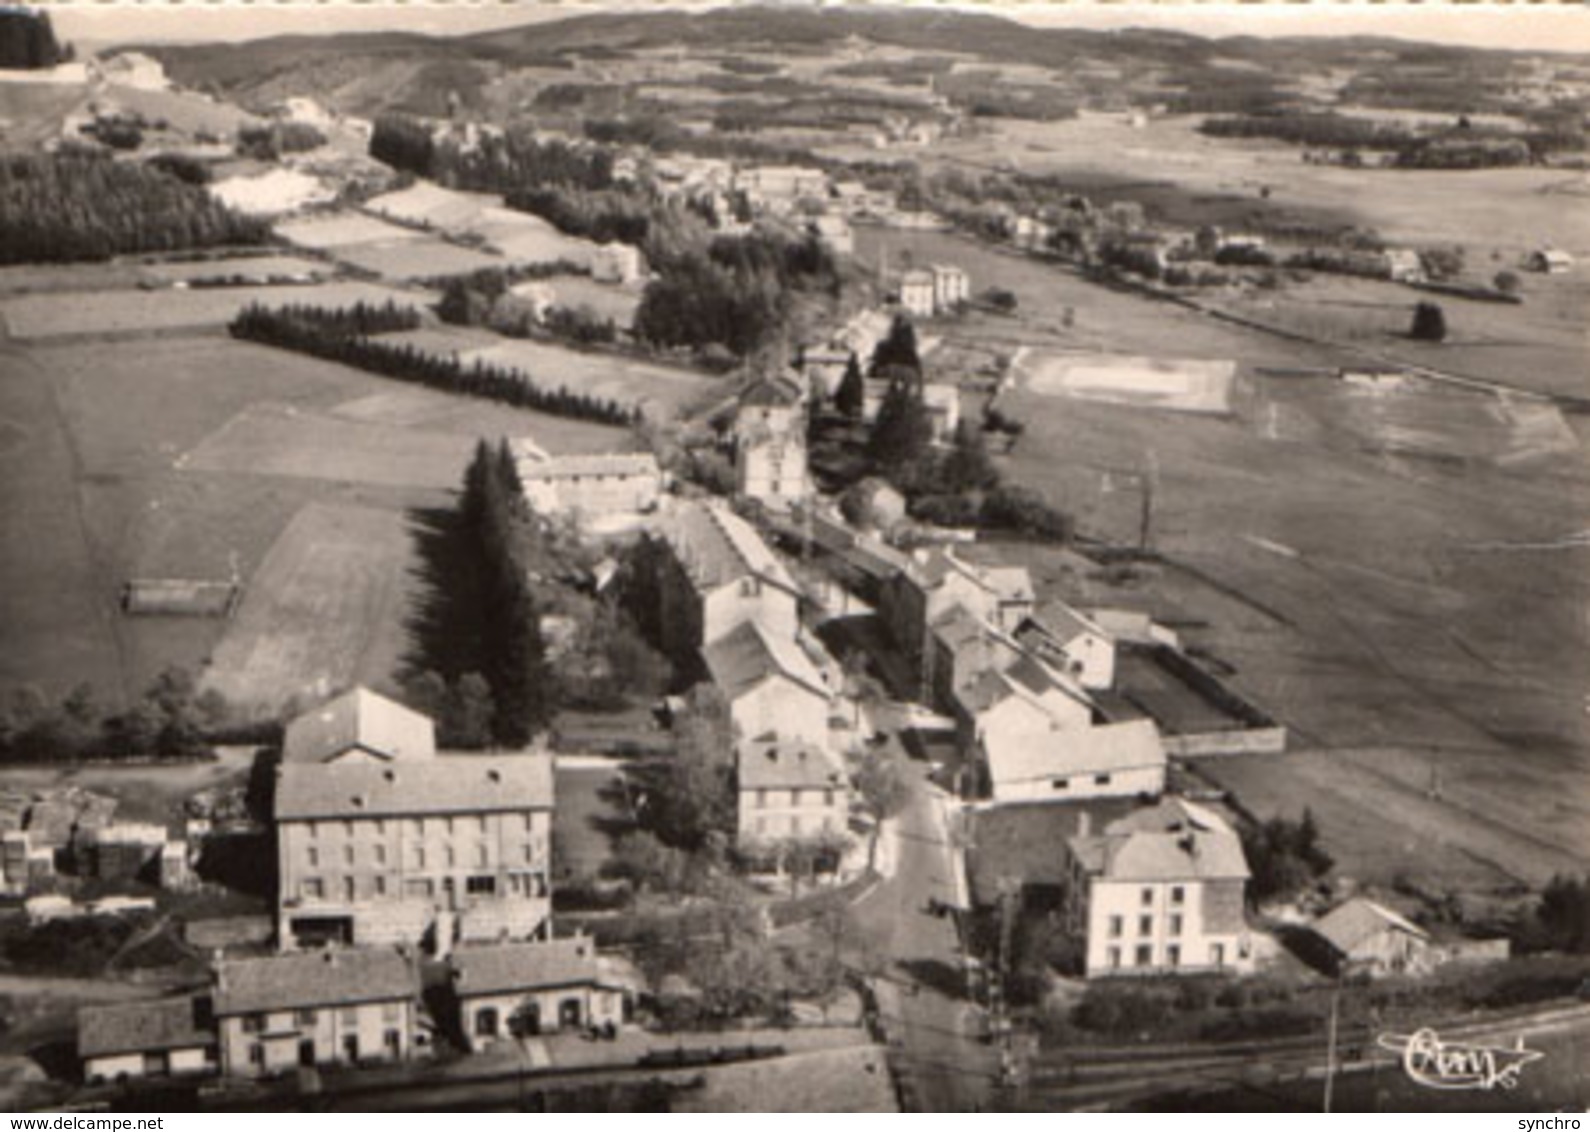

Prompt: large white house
[655,500,802,654]
[1016,601,1118,690]
[513,449,663,521]
[735,734,850,847]
[1064,799,1254,978]
[703,620,833,749]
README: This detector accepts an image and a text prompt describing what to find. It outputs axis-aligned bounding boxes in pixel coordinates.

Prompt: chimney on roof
[487,768,501,783]
[383,769,396,782]
[1179,833,1197,856]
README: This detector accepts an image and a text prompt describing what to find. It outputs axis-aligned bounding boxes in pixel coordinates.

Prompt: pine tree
[867,368,933,484]
[836,352,866,421]
[869,315,921,377]
[942,418,1000,493]
[1410,301,1447,342]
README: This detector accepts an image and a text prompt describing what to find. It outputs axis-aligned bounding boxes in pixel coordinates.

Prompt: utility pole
[1139,449,1159,554]
[1323,980,1341,1114]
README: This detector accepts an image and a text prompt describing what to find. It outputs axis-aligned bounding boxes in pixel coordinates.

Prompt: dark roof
[214,949,417,1016]
[79,995,214,1060]
[451,937,606,998]
[275,755,554,822]
[1314,898,1429,956]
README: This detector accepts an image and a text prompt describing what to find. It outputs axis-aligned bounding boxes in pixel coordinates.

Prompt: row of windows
[305,841,540,869]
[1144,885,1187,906]
[244,1029,402,1067]
[240,1002,402,1033]
[299,871,547,903]
[750,813,839,837]
[1107,912,1185,938]
[750,788,837,808]
[301,814,539,839]
[1051,773,1115,790]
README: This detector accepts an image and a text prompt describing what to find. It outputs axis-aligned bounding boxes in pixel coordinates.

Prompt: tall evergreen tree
[835,352,866,421]
[942,418,1000,493]
[869,315,921,377]
[867,368,933,483]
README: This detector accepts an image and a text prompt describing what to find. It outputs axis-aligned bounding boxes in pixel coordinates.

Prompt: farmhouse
[213,949,421,1077]
[450,935,629,1050]
[281,686,436,766]
[589,242,647,285]
[273,751,554,951]
[930,264,970,311]
[1063,798,1254,978]
[1312,897,1433,978]
[704,619,834,749]
[736,734,850,847]
[958,655,1095,768]
[1382,248,1426,283]
[79,995,217,1085]
[899,269,936,318]
[653,500,802,656]
[1016,601,1117,690]
[733,374,805,445]
[927,604,1025,719]
[514,450,663,520]
[983,716,1166,805]
[733,375,811,509]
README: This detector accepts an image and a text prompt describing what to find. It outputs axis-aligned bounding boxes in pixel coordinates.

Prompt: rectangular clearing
[202,501,414,713]
[1017,350,1235,414]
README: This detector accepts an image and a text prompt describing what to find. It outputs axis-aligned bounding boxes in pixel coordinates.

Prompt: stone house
[736,735,850,848]
[704,619,834,750]
[79,996,217,1085]
[450,935,628,1049]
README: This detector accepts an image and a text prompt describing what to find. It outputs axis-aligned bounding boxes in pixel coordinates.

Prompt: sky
[40,0,1590,54]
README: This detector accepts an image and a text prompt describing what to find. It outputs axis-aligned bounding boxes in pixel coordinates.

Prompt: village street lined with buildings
[0,4,1588,1114]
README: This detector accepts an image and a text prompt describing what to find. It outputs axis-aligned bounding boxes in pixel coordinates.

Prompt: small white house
[1526,247,1573,274]
[451,936,627,1049]
[80,996,216,1085]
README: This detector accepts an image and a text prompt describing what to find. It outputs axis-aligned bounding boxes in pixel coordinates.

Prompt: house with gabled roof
[212,948,421,1077]
[983,716,1166,804]
[281,686,435,766]
[1312,897,1433,978]
[79,995,217,1085]
[1017,600,1118,690]
[450,935,630,1050]
[703,620,833,749]
[1064,798,1253,978]
[513,450,663,520]
[735,734,850,849]
[655,500,802,656]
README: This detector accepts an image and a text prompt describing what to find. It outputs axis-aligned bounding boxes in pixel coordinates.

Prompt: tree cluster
[459,441,555,746]
[0,9,65,69]
[634,686,737,853]
[1239,810,1334,905]
[369,114,615,194]
[1526,874,1590,955]
[0,668,223,766]
[506,185,652,247]
[0,153,269,265]
[229,303,638,426]
[400,671,495,750]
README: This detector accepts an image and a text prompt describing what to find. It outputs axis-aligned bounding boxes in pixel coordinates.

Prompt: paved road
[850,746,997,1111]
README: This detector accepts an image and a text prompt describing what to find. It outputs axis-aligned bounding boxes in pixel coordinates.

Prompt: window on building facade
[415,846,426,868]
[1107,915,1123,938]
[445,846,456,868]
[374,844,387,866]
[1140,887,1153,906]
[756,788,767,808]
[1169,914,1183,936]
[302,878,324,900]
[466,875,496,896]
[374,820,386,836]
[824,789,834,807]
[1107,947,1121,970]
[1135,945,1152,967]
[295,1009,317,1026]
[1138,914,1153,936]
[1094,773,1112,786]
[1211,943,1225,967]
[375,876,388,897]
[248,1043,264,1067]
[342,844,354,866]
[343,820,354,838]
[1170,885,1185,905]
[1167,944,1181,968]
[478,815,488,834]
[305,821,318,840]
[1051,778,1069,791]
[343,877,355,901]
[242,1014,265,1034]
[523,813,535,832]
[307,847,319,868]
[522,843,534,864]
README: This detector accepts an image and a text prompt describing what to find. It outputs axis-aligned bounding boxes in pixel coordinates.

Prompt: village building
[1382,248,1426,283]
[808,214,855,257]
[929,264,970,311]
[860,378,961,442]
[513,450,664,520]
[653,500,803,656]
[732,375,805,446]
[81,823,168,882]
[273,743,554,951]
[983,716,1166,804]
[1016,601,1118,690]
[281,686,436,766]
[927,605,1027,720]
[1064,799,1254,978]
[450,935,629,1050]
[589,241,647,286]
[899,269,936,318]
[831,308,895,365]
[736,734,850,848]
[704,619,834,749]
[1311,897,1434,978]
[79,995,217,1085]
[799,346,854,400]
[734,165,829,211]
[213,949,421,1077]
[881,548,1034,697]
[732,375,811,510]
[956,654,1095,765]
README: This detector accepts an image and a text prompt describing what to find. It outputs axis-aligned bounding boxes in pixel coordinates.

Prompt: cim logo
[1376,1028,1544,1091]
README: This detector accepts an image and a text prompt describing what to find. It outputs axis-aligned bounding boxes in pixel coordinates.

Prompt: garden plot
[1017,350,1236,415]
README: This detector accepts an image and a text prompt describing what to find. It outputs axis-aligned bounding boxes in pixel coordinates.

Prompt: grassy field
[0,280,419,339]
[0,330,629,707]
[462,337,721,420]
[201,501,415,713]
[330,238,506,281]
[552,762,635,887]
[275,211,422,249]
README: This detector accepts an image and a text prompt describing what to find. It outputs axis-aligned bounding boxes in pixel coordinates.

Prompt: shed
[1313,897,1433,977]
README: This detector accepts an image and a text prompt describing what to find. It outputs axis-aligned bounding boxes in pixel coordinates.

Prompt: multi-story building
[704,619,834,749]
[653,500,802,657]
[1064,799,1253,978]
[213,949,421,1077]
[899,269,935,318]
[513,450,663,521]
[281,686,435,766]
[450,935,629,1050]
[929,264,970,311]
[736,734,849,848]
[880,548,1034,698]
[733,374,810,510]
[274,750,554,951]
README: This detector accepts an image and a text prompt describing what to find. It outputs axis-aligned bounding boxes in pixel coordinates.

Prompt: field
[201,501,416,713]
[136,255,328,284]
[462,337,721,419]
[552,762,635,886]
[0,316,629,707]
[1017,351,1235,414]
[0,281,419,340]
[330,237,506,281]
[275,211,422,249]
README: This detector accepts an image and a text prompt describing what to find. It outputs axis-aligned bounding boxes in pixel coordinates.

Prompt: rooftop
[665,500,800,596]
[1070,797,1249,883]
[987,717,1166,792]
[281,686,435,766]
[78,995,213,1060]
[214,949,417,1016]
[738,735,847,793]
[704,620,830,702]
[739,375,803,409]
[1314,897,1430,956]
[516,452,660,482]
[1024,600,1110,647]
[451,936,608,998]
[275,755,554,822]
